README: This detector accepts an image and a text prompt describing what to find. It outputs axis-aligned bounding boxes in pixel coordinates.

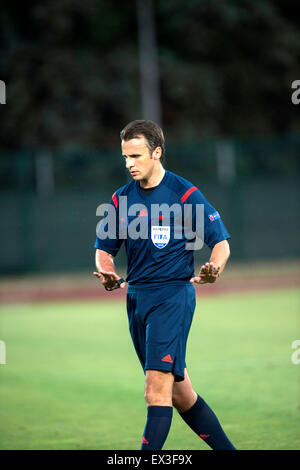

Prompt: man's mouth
[130,171,139,176]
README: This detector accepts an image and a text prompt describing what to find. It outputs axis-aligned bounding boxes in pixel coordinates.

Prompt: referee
[93,120,236,450]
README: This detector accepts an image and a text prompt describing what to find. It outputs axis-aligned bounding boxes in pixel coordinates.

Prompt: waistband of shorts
[127,279,192,291]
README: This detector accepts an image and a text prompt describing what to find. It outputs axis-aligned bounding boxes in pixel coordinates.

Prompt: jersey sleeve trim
[112,192,118,208]
[180,186,198,203]
[94,243,118,257]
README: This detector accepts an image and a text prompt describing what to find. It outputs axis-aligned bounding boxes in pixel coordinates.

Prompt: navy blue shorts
[126,282,196,382]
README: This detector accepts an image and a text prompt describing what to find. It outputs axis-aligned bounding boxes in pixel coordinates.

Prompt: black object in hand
[105,278,126,291]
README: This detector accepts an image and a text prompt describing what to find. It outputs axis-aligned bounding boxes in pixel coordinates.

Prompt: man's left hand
[190,262,221,285]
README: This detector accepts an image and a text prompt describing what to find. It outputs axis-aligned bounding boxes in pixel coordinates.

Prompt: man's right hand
[93,270,126,290]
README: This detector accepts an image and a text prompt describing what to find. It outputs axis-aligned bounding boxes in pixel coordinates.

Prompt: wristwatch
[105,278,126,291]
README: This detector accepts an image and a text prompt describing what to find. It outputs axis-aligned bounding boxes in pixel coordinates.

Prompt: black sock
[141,406,173,450]
[180,395,236,450]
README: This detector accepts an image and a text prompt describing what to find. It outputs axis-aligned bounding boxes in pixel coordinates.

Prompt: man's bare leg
[141,370,174,449]
[172,368,197,413]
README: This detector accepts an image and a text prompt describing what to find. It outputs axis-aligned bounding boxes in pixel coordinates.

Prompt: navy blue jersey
[94,170,230,285]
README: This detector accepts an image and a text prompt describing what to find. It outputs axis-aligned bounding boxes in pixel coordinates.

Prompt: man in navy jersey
[93,120,236,450]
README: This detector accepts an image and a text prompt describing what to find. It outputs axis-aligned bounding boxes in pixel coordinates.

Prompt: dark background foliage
[1,0,299,150]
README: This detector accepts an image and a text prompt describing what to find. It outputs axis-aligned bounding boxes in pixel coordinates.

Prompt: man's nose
[126,158,134,169]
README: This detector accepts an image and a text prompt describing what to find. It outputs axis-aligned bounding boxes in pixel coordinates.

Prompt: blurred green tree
[0,0,299,150]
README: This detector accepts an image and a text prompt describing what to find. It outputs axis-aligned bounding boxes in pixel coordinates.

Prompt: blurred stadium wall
[0,1,299,275]
[0,134,299,274]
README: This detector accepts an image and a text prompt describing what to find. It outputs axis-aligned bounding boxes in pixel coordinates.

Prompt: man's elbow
[225,239,230,258]
[224,239,230,260]
[95,249,114,260]
[215,239,230,259]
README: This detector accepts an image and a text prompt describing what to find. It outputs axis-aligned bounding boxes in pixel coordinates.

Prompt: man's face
[121,135,160,182]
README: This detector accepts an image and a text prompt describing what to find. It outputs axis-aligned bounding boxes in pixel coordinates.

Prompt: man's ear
[153,147,162,160]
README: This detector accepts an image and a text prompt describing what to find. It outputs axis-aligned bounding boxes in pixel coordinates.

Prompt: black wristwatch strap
[105,278,126,291]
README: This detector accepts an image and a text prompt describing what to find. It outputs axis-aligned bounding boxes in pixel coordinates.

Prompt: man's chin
[130,173,142,180]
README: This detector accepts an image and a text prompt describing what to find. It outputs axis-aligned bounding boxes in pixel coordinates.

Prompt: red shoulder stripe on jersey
[181,186,198,203]
[112,192,118,208]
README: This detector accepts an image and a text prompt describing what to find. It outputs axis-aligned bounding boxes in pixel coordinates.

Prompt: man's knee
[172,390,183,410]
[144,370,174,406]
[172,389,197,413]
[172,370,197,413]
[144,389,171,406]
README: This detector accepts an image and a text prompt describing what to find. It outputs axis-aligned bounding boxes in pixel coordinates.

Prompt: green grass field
[0,288,299,450]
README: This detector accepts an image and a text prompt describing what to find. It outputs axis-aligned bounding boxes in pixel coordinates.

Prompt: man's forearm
[95,249,116,274]
[209,240,230,275]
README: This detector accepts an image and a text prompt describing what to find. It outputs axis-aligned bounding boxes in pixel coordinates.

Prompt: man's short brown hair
[120,120,165,163]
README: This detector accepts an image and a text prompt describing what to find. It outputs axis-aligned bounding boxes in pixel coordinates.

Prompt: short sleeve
[185,188,231,250]
[94,192,124,257]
